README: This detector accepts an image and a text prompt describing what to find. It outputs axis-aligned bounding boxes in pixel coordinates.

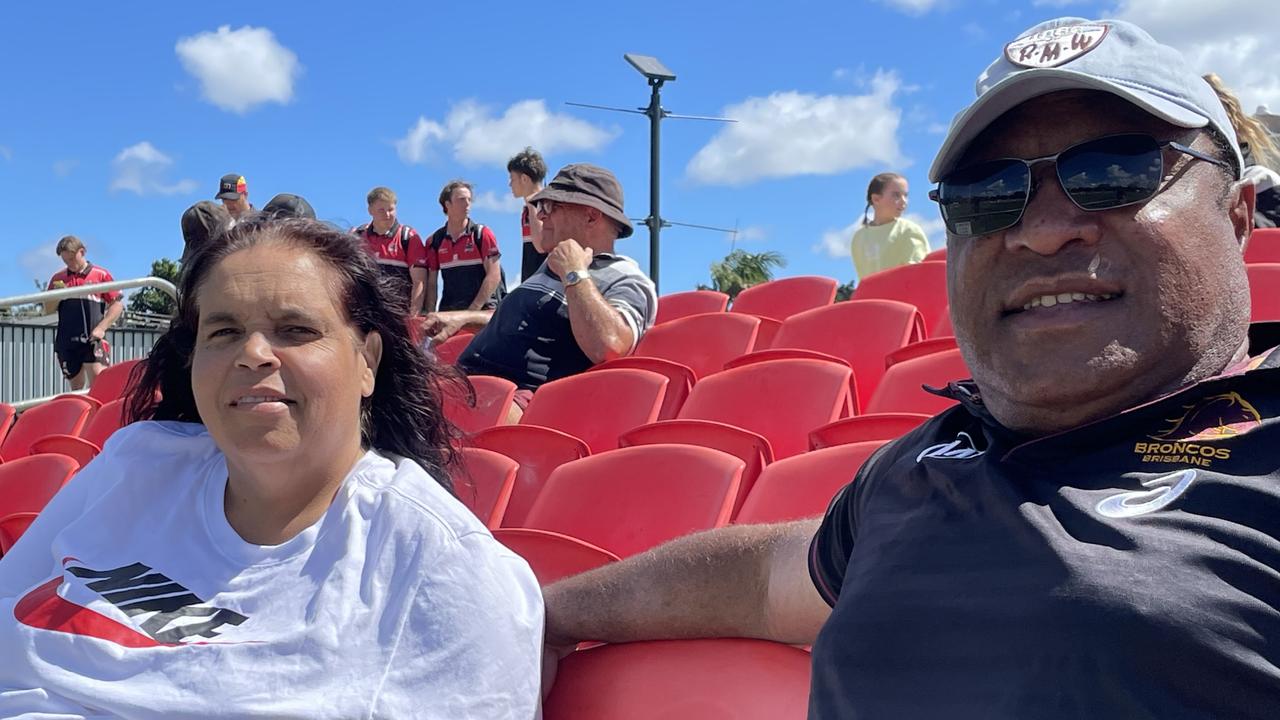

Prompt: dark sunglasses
[928,133,1232,237]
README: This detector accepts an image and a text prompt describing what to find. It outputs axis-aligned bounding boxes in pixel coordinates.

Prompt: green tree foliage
[699,249,786,301]
[835,279,856,302]
[128,258,181,316]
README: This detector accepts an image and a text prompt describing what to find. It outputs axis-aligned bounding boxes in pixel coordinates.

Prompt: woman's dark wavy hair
[126,216,466,492]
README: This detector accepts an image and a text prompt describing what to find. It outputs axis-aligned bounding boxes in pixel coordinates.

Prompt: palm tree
[700,249,787,300]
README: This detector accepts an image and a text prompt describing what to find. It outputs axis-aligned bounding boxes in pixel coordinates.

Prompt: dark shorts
[56,340,109,380]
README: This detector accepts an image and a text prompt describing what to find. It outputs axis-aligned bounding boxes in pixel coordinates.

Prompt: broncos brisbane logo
[1149,392,1262,442]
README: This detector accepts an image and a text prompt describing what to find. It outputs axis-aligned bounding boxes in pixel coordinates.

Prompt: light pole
[567,55,735,293]
[624,54,676,291]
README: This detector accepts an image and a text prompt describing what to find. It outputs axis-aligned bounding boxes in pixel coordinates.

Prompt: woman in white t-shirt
[0,217,543,718]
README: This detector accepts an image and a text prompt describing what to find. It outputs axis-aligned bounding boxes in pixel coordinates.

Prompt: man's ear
[360,330,383,398]
[1230,179,1257,253]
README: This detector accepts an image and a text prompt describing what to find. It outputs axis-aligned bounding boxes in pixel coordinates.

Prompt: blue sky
[2,0,1274,302]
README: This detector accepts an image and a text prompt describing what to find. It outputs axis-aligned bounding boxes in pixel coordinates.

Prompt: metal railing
[1,277,176,409]
[0,277,177,310]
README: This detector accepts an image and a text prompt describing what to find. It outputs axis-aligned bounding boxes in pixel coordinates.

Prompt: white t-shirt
[0,421,543,719]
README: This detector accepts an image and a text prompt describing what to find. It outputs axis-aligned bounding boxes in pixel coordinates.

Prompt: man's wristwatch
[564,268,591,287]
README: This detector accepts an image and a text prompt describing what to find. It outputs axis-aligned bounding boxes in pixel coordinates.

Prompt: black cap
[216,173,247,200]
[261,193,316,220]
[528,163,633,238]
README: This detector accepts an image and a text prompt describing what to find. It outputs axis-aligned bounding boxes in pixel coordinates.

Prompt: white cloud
[0,146,11,161]
[19,243,64,286]
[736,225,768,243]
[815,221,859,259]
[472,190,523,213]
[109,141,198,196]
[175,25,301,114]
[814,212,946,259]
[1111,0,1280,112]
[687,71,905,186]
[395,99,617,166]
[52,159,78,177]
[878,0,946,15]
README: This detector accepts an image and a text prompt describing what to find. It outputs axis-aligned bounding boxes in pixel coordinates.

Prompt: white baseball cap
[929,17,1243,183]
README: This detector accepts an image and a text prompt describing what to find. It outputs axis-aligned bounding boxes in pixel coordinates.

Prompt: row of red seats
[455,440,887,586]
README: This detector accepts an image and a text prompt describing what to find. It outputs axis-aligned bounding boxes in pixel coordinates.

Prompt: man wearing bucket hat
[429,163,656,412]
[541,18,1280,717]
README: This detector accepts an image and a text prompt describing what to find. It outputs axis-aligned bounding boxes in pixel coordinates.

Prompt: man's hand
[547,239,593,278]
[421,311,467,343]
[90,327,107,341]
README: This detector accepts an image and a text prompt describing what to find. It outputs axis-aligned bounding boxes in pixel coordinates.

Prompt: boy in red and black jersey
[44,235,123,390]
[507,147,547,281]
[426,180,505,312]
[351,186,429,313]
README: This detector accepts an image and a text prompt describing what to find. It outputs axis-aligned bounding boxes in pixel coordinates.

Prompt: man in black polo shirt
[425,180,505,313]
[542,18,1280,718]
[424,164,656,415]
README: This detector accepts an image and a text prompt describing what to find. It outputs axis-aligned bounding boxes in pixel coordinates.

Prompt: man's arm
[467,255,503,311]
[564,280,634,363]
[91,299,123,340]
[543,519,831,648]
[548,240,635,363]
[422,309,494,343]
[409,267,428,315]
[425,269,439,315]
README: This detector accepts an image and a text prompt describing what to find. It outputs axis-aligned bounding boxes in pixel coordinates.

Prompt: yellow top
[850,217,931,280]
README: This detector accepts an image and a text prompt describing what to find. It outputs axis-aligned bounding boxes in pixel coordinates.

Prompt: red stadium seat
[469,425,590,528]
[751,316,783,350]
[0,404,15,444]
[492,528,620,585]
[28,398,130,467]
[620,358,852,516]
[923,247,947,262]
[730,276,839,322]
[590,357,693,420]
[729,299,925,409]
[523,445,743,558]
[885,337,960,368]
[654,290,730,325]
[621,419,772,516]
[664,359,853,460]
[0,398,92,463]
[520,368,668,454]
[1247,264,1280,323]
[0,512,39,554]
[87,358,143,404]
[443,375,517,434]
[52,393,103,412]
[433,331,476,365]
[865,348,970,415]
[544,639,812,720]
[932,306,954,337]
[809,413,931,449]
[735,441,886,524]
[633,312,760,380]
[1244,228,1280,265]
[454,447,518,529]
[853,261,949,337]
[0,454,80,546]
